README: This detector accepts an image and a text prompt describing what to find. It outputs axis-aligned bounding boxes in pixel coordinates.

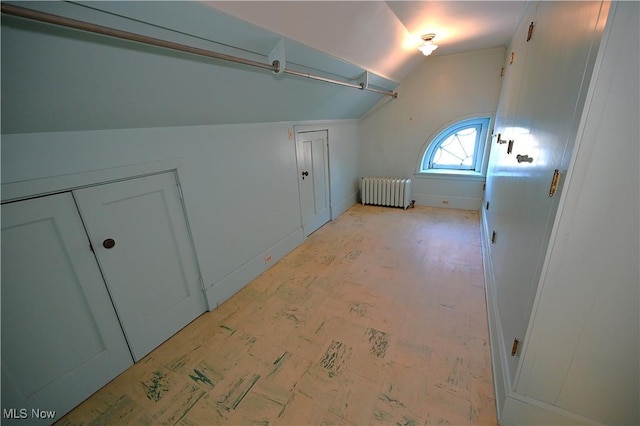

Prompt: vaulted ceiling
[1,1,528,134]
[207,1,528,82]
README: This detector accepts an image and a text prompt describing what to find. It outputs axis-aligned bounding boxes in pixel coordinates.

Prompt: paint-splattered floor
[56,205,496,425]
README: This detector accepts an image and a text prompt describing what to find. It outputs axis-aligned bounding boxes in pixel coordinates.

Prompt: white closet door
[74,172,206,361]
[297,130,331,236]
[1,193,133,425]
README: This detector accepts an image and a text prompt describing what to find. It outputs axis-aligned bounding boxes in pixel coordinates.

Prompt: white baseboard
[204,227,305,309]
[413,194,482,210]
[481,208,509,422]
[331,192,357,219]
[501,393,604,426]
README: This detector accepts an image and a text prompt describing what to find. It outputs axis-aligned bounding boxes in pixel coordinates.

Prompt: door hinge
[500,66,505,77]
[527,22,535,42]
[199,276,205,291]
[549,169,560,197]
[491,231,497,244]
[511,338,520,356]
[483,183,486,191]
[177,183,184,201]
[89,241,95,253]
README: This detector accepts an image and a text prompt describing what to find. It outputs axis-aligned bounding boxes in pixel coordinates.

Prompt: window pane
[420,117,490,172]
[432,128,477,168]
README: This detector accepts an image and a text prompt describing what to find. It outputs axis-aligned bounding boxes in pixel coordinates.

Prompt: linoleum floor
[57,204,496,425]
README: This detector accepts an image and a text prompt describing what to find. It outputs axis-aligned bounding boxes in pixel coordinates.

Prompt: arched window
[420,117,491,172]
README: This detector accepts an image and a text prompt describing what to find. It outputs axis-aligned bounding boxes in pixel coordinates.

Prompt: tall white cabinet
[483,1,639,424]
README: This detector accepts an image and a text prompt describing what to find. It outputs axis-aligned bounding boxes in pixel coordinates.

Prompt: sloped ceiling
[208,1,528,82]
[1,1,527,134]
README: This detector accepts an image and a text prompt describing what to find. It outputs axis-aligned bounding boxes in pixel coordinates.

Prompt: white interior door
[74,172,206,361]
[297,130,330,236]
[1,193,133,424]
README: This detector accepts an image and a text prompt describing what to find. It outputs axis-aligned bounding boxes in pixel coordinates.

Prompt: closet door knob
[102,238,116,249]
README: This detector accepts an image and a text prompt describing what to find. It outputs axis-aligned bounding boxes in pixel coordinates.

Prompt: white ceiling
[207,1,529,82]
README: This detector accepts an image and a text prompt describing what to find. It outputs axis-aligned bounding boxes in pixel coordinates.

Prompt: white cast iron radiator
[361,177,412,209]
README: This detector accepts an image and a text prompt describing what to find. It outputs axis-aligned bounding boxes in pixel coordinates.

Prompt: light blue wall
[1,120,360,307]
[0,1,372,307]
[0,1,499,310]
[358,48,505,210]
[1,1,395,134]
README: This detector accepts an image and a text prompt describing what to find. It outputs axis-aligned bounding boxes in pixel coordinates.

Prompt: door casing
[295,129,331,237]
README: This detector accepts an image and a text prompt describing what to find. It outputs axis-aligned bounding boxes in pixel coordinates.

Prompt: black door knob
[102,238,115,249]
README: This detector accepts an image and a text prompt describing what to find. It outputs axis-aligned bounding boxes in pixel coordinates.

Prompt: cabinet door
[485,1,608,387]
[74,172,206,361]
[1,193,133,425]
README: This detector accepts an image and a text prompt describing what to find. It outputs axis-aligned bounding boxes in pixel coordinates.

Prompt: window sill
[413,170,486,182]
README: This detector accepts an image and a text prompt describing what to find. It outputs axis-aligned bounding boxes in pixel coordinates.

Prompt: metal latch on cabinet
[516,154,534,163]
[549,169,561,197]
[527,22,535,42]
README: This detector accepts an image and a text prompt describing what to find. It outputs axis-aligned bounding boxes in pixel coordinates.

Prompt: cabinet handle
[102,238,116,249]
[516,154,533,163]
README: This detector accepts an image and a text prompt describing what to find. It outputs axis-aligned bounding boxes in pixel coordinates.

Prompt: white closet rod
[2,3,398,98]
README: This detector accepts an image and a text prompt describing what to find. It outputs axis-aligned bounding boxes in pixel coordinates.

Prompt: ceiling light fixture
[418,33,438,56]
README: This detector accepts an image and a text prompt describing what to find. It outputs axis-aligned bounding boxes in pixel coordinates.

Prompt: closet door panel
[1,193,133,424]
[74,171,206,361]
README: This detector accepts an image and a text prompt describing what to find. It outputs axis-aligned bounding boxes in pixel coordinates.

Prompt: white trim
[501,393,605,426]
[413,194,482,211]
[331,191,357,220]
[204,227,304,309]
[293,123,332,134]
[481,207,511,423]
[413,170,486,182]
[415,112,495,174]
[293,126,332,237]
[1,159,183,203]
[291,118,359,128]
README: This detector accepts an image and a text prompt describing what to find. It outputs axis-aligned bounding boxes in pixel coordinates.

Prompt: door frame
[294,125,332,237]
[1,158,182,203]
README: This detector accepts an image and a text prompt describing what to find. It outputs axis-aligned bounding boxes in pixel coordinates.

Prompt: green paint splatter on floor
[319,340,352,376]
[397,416,418,426]
[141,371,170,402]
[189,369,214,387]
[367,328,389,357]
